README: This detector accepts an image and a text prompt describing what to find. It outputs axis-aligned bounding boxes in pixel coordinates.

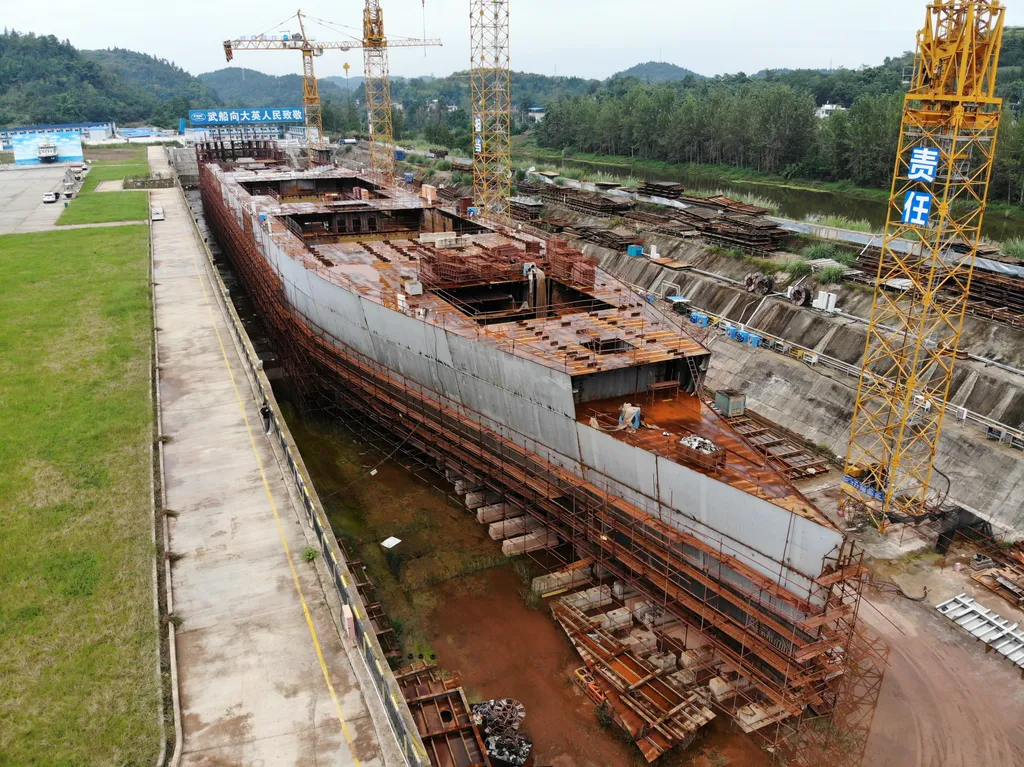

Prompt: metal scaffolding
[199,162,887,765]
[470,0,512,223]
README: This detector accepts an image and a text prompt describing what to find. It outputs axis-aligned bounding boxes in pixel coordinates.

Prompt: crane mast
[222,6,440,173]
[364,0,396,182]
[470,0,511,222]
[841,0,1006,531]
[295,11,325,155]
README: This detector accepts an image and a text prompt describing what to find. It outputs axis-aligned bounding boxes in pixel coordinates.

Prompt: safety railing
[177,179,429,767]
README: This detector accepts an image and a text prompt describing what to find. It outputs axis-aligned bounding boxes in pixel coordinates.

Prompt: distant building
[815,103,846,119]
[446,104,460,113]
[0,121,116,142]
[526,107,546,124]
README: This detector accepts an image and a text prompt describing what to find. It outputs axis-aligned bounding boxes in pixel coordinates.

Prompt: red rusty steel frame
[199,162,887,766]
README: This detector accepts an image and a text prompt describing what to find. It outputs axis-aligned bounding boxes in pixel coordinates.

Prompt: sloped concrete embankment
[566,230,1024,532]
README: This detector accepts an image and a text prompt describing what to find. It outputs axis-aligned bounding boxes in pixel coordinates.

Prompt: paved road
[152,147,387,767]
[0,166,67,233]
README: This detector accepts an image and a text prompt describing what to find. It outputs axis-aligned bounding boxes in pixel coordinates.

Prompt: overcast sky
[7,0,1020,81]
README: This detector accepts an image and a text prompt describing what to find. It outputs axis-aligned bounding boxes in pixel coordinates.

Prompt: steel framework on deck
[200,163,887,766]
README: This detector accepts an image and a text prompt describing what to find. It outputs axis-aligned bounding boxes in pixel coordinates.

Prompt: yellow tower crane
[223,8,440,169]
[469,0,511,222]
[841,0,1006,531]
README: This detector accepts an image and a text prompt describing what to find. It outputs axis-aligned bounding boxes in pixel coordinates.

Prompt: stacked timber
[509,196,544,222]
[563,225,644,252]
[624,210,699,238]
[669,206,785,251]
[639,180,686,199]
[436,185,460,203]
[538,185,632,217]
[854,248,1024,327]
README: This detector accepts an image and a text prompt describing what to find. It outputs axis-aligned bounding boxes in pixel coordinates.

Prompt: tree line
[535,78,1024,205]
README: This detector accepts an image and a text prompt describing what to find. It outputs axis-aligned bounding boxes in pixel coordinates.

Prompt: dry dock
[149,147,390,766]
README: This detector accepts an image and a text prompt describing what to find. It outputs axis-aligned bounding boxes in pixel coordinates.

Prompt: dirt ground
[803,475,1024,767]
[428,568,770,767]
[287,410,770,767]
[285,403,1024,767]
[860,591,1024,767]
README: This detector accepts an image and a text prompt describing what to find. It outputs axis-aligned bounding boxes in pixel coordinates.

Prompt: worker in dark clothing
[260,402,272,436]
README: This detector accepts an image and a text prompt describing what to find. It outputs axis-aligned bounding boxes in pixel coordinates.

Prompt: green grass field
[0,226,159,766]
[57,190,149,226]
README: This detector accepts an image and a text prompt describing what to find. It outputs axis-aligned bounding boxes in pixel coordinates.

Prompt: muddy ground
[285,408,769,767]
[283,403,1024,767]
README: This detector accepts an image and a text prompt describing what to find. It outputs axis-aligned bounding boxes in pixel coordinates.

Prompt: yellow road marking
[180,213,363,765]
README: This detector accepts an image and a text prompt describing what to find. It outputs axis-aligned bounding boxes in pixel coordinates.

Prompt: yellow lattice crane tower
[470,0,512,222]
[223,7,440,170]
[841,0,1006,531]
[361,1,443,182]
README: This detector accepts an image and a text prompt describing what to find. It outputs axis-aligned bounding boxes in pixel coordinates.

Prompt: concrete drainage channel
[176,175,430,767]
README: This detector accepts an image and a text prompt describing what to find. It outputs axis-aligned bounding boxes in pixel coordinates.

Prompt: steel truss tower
[842,0,1005,530]
[364,0,396,182]
[470,0,511,222]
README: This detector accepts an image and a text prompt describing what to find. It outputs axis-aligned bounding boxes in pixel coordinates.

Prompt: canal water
[517,154,1024,242]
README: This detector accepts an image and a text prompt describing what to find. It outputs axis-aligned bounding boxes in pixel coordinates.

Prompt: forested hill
[0,31,216,127]
[0,31,150,126]
[83,48,220,104]
[198,68,348,107]
[614,61,704,82]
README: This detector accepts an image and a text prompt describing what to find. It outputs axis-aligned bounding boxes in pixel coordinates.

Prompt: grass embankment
[0,151,13,165]
[0,226,159,765]
[58,153,150,226]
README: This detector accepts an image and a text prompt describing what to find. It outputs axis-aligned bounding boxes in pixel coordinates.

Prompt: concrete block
[612,580,639,601]
[488,515,540,540]
[531,565,593,595]
[465,491,500,510]
[647,651,678,672]
[621,628,658,655]
[454,479,480,495]
[559,585,613,612]
[736,703,790,734]
[597,606,632,632]
[502,530,559,556]
[641,606,675,628]
[666,669,697,691]
[476,503,522,524]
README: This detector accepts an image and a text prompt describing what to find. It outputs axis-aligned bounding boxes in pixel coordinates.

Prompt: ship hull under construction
[198,157,882,764]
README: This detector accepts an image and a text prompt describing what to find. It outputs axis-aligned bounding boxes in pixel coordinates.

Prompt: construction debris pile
[472,699,532,766]
[680,434,719,454]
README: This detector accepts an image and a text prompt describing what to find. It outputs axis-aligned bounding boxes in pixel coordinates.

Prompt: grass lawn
[57,190,149,226]
[0,226,159,766]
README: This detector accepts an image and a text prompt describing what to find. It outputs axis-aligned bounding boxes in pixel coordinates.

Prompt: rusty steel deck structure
[198,156,885,767]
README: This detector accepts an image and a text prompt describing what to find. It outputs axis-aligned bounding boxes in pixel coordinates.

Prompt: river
[517,154,1024,242]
